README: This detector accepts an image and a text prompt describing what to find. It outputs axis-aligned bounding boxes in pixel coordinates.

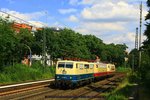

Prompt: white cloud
[0,8,46,22]
[109,32,135,44]
[69,0,79,5]
[50,21,65,28]
[103,32,146,51]
[68,15,78,22]
[0,8,48,28]
[79,0,98,5]
[76,22,125,35]
[58,8,77,14]
[80,0,146,5]
[69,0,147,50]
[28,21,47,28]
[81,1,139,22]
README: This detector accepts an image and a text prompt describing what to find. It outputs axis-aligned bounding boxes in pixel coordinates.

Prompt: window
[79,64,84,69]
[84,64,89,69]
[66,63,73,68]
[89,64,94,69]
[58,62,65,68]
[111,66,115,70]
[58,62,73,68]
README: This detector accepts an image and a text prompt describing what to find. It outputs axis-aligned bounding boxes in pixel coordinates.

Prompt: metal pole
[135,27,138,50]
[139,2,142,68]
[43,11,47,67]
[43,28,46,67]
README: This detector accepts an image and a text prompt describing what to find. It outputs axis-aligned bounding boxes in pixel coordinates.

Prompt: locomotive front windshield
[58,62,65,68]
[58,62,73,68]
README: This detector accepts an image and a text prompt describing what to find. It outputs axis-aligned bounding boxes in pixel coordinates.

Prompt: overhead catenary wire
[0,10,37,27]
[0,10,52,28]
[0,10,72,30]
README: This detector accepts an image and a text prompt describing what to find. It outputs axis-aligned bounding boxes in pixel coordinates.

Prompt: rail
[0,79,54,96]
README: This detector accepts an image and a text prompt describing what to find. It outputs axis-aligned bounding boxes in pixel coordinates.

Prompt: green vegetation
[0,62,55,84]
[0,17,127,68]
[34,28,128,66]
[128,0,150,90]
[125,2,150,99]
[102,70,136,100]
[116,67,131,72]
[105,81,134,100]
[104,73,150,100]
[0,16,128,83]
[139,0,150,89]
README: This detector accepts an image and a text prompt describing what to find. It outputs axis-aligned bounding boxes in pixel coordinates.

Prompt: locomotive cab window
[66,62,73,68]
[111,66,115,70]
[58,62,65,68]
[58,62,73,68]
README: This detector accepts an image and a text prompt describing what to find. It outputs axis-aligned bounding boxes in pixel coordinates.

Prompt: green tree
[128,49,139,70]
[0,18,18,67]
[33,27,128,66]
[102,43,128,66]
[84,35,104,59]
[33,29,44,55]
[16,28,34,60]
[55,28,90,59]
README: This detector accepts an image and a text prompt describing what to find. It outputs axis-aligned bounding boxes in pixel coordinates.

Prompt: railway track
[0,72,126,100]
[0,79,54,98]
[54,72,125,100]
[43,72,125,100]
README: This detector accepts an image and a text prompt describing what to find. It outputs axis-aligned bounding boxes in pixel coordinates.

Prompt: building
[12,22,43,33]
[12,22,32,33]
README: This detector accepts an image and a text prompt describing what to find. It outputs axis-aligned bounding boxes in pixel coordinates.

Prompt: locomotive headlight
[70,76,72,79]
[57,76,59,78]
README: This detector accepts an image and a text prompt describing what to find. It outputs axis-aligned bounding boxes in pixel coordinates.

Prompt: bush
[0,63,55,84]
[128,72,140,83]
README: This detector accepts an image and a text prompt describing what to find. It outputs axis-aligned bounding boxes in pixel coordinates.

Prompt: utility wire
[0,10,72,30]
[0,10,48,28]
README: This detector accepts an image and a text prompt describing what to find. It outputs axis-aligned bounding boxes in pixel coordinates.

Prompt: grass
[116,66,131,72]
[101,67,136,100]
[0,62,55,85]
[102,78,132,100]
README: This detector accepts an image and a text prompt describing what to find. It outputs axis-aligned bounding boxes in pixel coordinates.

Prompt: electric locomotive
[55,60,94,88]
[55,60,115,88]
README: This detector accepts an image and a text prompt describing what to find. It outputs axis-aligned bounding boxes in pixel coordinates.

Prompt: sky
[0,0,148,51]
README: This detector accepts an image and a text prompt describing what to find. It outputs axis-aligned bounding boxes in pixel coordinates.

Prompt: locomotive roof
[57,60,93,63]
[57,60,115,66]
